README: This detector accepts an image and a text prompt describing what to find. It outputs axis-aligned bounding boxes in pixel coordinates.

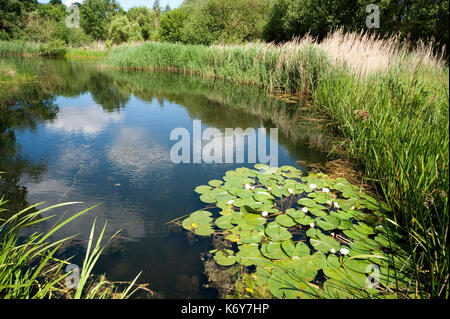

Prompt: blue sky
[38,0,183,10]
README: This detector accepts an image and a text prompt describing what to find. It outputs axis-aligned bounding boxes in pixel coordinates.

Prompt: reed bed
[106,31,449,297]
[0,41,41,57]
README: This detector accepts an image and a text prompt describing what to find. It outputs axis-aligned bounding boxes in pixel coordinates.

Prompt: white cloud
[47,105,124,136]
[106,127,174,186]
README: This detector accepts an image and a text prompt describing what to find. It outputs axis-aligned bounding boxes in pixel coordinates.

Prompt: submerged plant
[182,164,413,299]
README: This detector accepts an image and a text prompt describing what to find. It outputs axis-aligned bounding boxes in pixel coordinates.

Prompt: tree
[264,0,362,42]
[0,0,40,40]
[181,0,270,45]
[159,7,189,43]
[80,0,123,40]
[108,15,143,44]
[127,6,155,40]
[263,0,449,52]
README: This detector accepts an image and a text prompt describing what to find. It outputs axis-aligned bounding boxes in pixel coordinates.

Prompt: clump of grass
[106,31,449,298]
[0,40,107,60]
[65,48,108,60]
[0,195,144,299]
[0,41,40,57]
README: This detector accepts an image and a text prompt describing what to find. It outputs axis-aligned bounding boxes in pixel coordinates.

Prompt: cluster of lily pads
[182,164,410,299]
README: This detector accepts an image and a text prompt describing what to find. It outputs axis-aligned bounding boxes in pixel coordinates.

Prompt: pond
[0,58,333,298]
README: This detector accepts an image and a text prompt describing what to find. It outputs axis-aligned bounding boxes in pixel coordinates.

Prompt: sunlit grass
[0,195,143,299]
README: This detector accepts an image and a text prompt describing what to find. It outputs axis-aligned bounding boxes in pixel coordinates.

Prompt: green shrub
[108,15,143,44]
[39,39,67,57]
[159,7,189,43]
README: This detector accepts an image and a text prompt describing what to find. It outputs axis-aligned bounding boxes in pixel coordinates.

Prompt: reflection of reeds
[106,31,449,297]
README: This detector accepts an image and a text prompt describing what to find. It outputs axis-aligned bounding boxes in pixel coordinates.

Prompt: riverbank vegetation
[0,194,144,298]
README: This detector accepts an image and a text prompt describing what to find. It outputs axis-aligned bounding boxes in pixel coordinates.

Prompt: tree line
[0,0,448,50]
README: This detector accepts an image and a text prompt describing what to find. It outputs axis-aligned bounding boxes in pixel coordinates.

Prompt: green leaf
[275,214,296,227]
[194,185,212,194]
[208,179,223,187]
[261,242,288,260]
[215,215,234,229]
[265,222,292,242]
[281,240,310,258]
[268,270,300,299]
[214,250,236,266]
[297,198,317,208]
[316,215,341,231]
[310,233,340,253]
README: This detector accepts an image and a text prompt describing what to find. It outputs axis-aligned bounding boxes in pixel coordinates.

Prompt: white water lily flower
[261,211,268,217]
[322,187,330,193]
[340,248,349,255]
[326,200,332,206]
[267,187,272,191]
[309,184,317,190]
[288,188,293,194]
[292,256,300,261]
[351,206,355,210]
[301,207,309,213]
[244,184,252,189]
[277,186,282,189]
[334,202,340,209]
[226,200,234,205]
[330,248,336,254]
[309,223,315,228]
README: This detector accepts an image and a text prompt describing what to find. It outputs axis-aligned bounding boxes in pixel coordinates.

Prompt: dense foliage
[263,0,449,50]
[0,0,447,50]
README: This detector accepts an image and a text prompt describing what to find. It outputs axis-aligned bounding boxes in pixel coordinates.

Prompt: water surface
[0,58,332,298]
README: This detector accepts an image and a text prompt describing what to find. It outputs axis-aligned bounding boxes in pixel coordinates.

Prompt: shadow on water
[0,57,337,298]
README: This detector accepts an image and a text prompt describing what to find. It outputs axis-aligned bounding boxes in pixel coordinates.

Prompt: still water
[0,58,331,298]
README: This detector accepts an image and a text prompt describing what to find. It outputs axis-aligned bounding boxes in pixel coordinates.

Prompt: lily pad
[310,233,340,253]
[297,197,317,208]
[265,222,292,242]
[316,215,341,231]
[275,214,296,227]
[214,250,237,266]
[194,185,212,194]
[281,240,310,258]
[261,242,288,260]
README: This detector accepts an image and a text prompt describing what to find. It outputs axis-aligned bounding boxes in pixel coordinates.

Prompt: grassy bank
[0,40,108,60]
[105,32,449,298]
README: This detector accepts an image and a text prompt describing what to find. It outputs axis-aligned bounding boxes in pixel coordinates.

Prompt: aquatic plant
[0,196,144,299]
[182,165,412,299]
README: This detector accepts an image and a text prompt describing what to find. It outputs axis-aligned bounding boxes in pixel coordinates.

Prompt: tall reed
[0,196,142,299]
